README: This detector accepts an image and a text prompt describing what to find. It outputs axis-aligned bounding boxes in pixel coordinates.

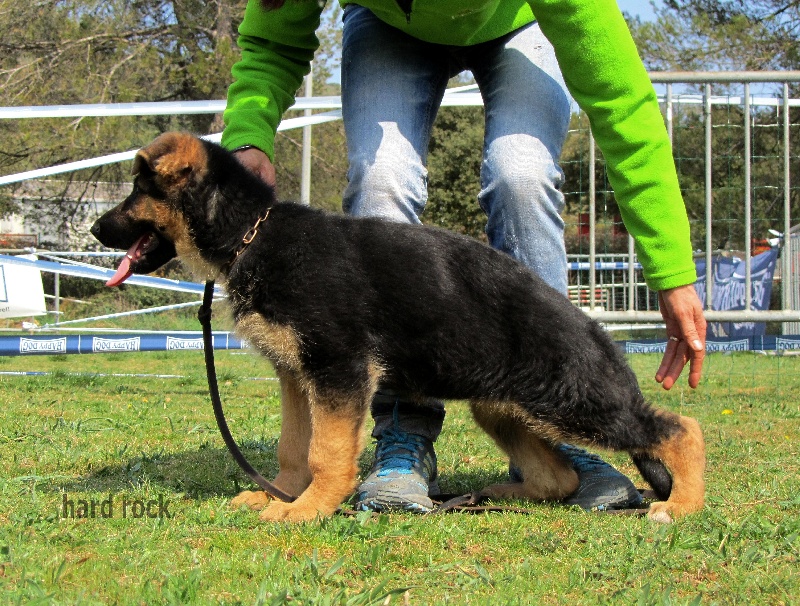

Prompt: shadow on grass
[43,440,281,499]
[41,440,511,503]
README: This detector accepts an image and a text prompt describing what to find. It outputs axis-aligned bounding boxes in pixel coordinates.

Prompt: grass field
[0,348,798,605]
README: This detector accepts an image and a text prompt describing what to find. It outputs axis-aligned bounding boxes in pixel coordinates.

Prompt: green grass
[0,350,798,605]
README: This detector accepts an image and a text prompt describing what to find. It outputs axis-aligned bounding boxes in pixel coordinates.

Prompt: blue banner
[0,333,244,356]
[6,332,800,358]
[622,334,800,354]
[694,248,779,338]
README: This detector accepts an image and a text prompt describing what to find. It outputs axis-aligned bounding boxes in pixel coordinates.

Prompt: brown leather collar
[221,208,271,275]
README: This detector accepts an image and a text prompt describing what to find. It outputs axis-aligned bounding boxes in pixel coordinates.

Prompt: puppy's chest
[234,311,303,372]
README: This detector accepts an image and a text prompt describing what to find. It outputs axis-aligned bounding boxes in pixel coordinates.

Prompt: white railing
[1,72,800,326]
[584,71,800,324]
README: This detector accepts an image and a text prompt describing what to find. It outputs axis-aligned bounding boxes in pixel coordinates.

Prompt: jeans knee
[479,156,568,293]
[343,155,428,222]
[482,134,565,210]
[481,165,566,225]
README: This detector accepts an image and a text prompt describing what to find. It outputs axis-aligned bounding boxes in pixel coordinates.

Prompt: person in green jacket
[222,0,707,513]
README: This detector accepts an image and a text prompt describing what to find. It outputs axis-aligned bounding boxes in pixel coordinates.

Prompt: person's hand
[655,284,707,390]
[234,146,276,189]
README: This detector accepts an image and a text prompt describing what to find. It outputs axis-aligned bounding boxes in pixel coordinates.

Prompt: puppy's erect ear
[132,132,209,188]
[131,151,153,177]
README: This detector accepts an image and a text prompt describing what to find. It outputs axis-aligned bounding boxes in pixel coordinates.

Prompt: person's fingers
[656,286,707,389]
[234,148,277,189]
[687,345,704,389]
[673,300,706,389]
[662,340,691,390]
[655,336,680,385]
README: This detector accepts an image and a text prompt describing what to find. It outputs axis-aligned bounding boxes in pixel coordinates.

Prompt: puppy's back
[235,205,633,405]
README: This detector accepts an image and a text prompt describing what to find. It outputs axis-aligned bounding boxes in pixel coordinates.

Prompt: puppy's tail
[631,454,672,501]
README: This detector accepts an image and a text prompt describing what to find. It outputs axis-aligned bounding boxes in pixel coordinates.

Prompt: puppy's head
[91,132,210,286]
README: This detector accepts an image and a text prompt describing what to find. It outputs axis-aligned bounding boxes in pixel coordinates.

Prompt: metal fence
[786,226,800,334]
[574,71,800,328]
[2,71,800,329]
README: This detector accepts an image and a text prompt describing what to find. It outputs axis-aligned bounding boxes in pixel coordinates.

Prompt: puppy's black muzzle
[91,210,138,250]
[91,210,177,277]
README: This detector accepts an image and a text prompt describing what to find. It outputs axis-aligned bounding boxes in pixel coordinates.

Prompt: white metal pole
[744,82,752,310]
[300,66,313,206]
[705,83,713,310]
[589,129,596,310]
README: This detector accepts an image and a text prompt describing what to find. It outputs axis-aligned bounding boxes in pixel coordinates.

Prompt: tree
[665,101,800,253]
[272,3,347,212]
[559,112,630,257]
[627,1,800,72]
[424,106,486,239]
[0,0,249,246]
[0,0,245,164]
[623,1,800,253]
[0,0,350,242]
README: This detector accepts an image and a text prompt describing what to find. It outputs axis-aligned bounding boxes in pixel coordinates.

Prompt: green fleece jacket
[222,0,697,292]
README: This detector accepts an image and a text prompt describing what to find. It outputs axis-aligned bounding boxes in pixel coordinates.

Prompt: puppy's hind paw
[647,496,704,523]
[647,503,674,524]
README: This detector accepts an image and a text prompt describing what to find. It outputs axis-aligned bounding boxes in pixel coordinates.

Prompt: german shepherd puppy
[91,132,705,523]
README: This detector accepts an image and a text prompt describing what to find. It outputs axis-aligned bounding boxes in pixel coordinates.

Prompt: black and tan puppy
[91,132,705,523]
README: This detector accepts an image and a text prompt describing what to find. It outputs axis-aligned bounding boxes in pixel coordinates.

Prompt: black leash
[199,280,296,503]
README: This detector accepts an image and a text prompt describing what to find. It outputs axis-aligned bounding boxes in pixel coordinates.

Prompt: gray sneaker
[355,428,439,513]
[509,444,642,510]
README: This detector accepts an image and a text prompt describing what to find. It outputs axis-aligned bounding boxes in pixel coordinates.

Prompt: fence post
[704,82,713,310]
[783,82,792,333]
[744,82,752,310]
[588,129,596,311]
[300,66,313,206]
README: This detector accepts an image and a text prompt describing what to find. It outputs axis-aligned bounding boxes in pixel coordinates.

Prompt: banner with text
[0,254,46,319]
[694,247,779,338]
[0,333,244,356]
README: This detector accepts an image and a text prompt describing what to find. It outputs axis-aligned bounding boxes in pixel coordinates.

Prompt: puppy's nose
[90,221,102,239]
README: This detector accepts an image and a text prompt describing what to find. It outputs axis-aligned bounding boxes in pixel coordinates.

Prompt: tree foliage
[627,0,800,71]
[1,0,798,258]
[424,106,486,239]
[0,0,244,168]
[622,0,800,253]
[272,3,347,211]
[0,0,248,246]
[0,0,346,243]
[667,102,800,252]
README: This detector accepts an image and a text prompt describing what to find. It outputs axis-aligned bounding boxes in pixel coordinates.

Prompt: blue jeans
[341,5,572,439]
[341,4,571,295]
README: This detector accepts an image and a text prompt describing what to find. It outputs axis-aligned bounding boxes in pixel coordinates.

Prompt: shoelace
[373,429,432,474]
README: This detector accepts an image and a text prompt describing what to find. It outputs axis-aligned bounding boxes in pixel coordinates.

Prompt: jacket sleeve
[530,0,697,291]
[221,0,322,161]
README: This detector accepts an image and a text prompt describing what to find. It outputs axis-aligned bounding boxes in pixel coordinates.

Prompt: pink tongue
[105,233,151,287]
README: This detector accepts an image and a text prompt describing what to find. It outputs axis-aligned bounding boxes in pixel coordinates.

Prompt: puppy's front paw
[230,490,271,511]
[259,500,325,523]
